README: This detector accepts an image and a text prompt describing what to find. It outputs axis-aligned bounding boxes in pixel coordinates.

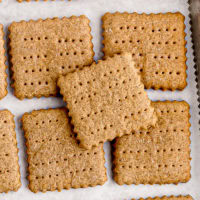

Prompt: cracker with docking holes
[9,16,94,99]
[58,53,157,149]
[113,101,191,185]
[102,12,187,90]
[0,110,21,193]
[0,24,7,99]
[22,108,107,193]
[132,196,193,200]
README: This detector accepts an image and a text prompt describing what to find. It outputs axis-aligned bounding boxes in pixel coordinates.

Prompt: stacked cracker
[7,12,192,199]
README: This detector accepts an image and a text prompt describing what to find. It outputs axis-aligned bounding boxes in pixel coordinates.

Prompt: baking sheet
[0,0,199,199]
[189,0,200,103]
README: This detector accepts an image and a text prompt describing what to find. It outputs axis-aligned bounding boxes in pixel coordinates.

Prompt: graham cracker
[58,53,157,149]
[0,24,7,99]
[0,110,21,193]
[113,101,191,185]
[9,16,94,99]
[22,108,107,193]
[132,196,193,200]
[102,12,187,90]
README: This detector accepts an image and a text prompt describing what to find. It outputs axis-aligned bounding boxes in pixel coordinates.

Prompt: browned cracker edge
[0,25,8,99]
[101,12,187,91]
[8,16,94,100]
[21,108,107,193]
[112,100,191,185]
[9,110,21,192]
[2,109,21,193]
[132,195,193,200]
[17,0,71,2]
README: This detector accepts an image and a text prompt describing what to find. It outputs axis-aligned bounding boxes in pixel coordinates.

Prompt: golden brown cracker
[0,24,7,99]
[22,108,107,193]
[0,110,21,193]
[58,53,157,149]
[102,12,187,90]
[132,196,193,200]
[9,16,94,99]
[113,101,191,185]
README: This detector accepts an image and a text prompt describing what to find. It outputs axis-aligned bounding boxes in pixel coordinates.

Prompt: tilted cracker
[22,108,107,193]
[113,101,191,185]
[102,12,187,90]
[132,196,193,200]
[0,110,21,192]
[58,53,157,149]
[9,16,94,99]
[0,24,7,99]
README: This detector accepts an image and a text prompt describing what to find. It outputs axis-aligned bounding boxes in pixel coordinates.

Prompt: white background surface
[0,0,199,199]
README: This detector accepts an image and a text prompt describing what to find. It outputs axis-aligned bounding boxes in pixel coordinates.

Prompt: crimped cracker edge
[132,195,193,200]
[112,100,191,185]
[21,107,107,193]
[8,15,94,100]
[0,25,8,99]
[101,12,187,91]
[17,0,71,2]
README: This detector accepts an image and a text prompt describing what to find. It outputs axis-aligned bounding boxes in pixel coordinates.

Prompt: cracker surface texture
[9,16,94,99]
[22,108,107,193]
[102,12,187,90]
[0,110,21,192]
[0,24,7,99]
[132,196,193,200]
[113,101,191,185]
[58,53,157,149]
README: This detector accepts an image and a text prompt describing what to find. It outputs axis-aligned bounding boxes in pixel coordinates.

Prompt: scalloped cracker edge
[0,24,8,99]
[132,195,193,200]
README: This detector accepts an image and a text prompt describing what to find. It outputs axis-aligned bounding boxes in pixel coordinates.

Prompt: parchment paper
[0,0,199,199]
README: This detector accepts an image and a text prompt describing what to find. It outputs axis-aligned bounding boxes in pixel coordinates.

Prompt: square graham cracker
[113,101,191,185]
[132,196,193,200]
[0,110,21,192]
[9,16,94,99]
[0,24,7,99]
[22,108,107,193]
[102,12,187,91]
[58,53,157,149]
